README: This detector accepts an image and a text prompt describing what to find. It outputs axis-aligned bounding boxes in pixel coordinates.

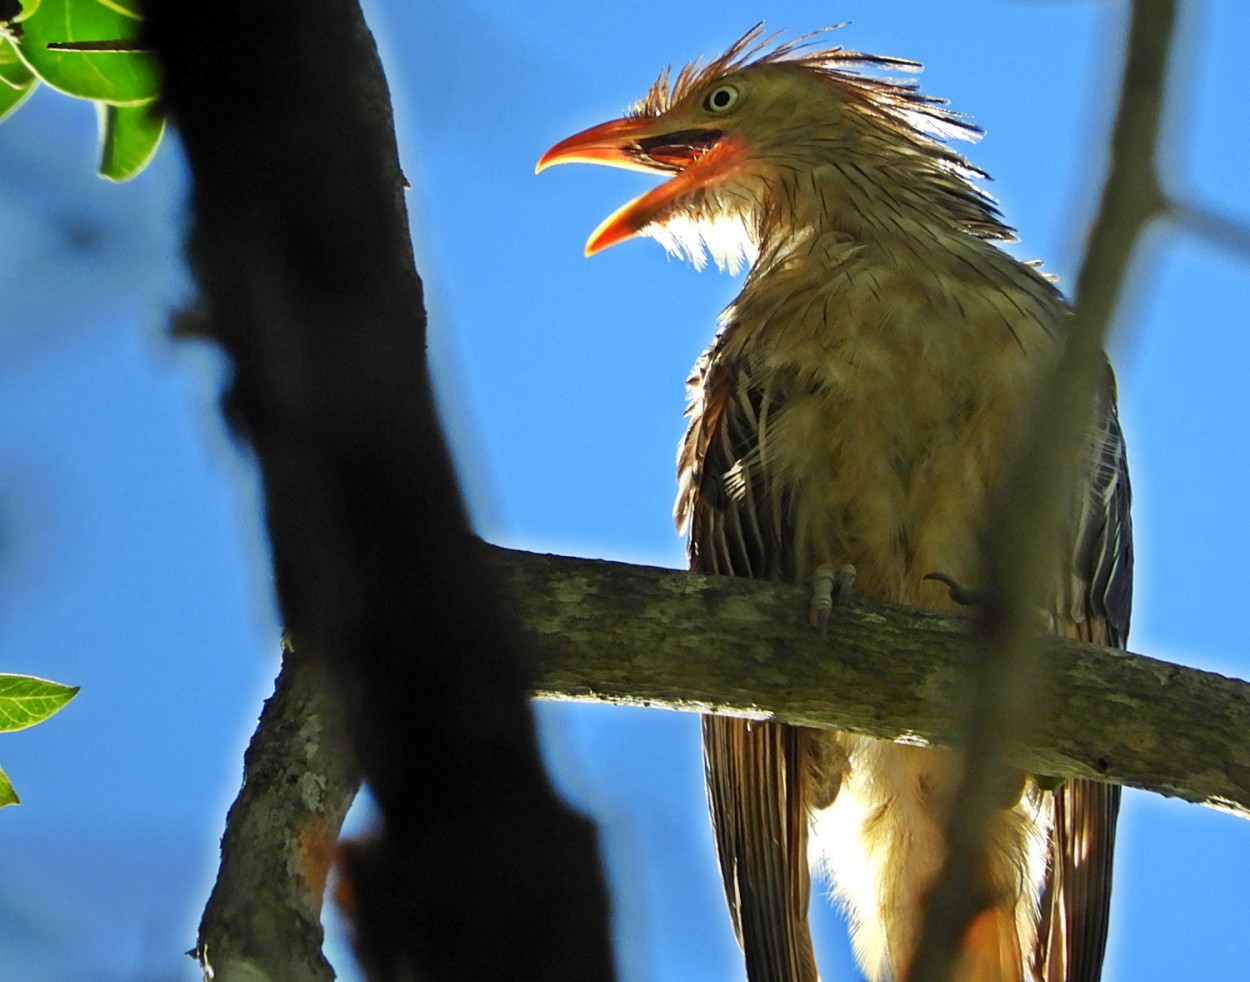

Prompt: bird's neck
[750,146,1000,264]
[713,155,1064,369]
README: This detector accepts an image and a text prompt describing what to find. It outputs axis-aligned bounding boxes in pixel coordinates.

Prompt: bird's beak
[537,116,739,255]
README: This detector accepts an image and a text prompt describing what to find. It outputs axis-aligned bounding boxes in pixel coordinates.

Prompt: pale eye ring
[703,84,740,113]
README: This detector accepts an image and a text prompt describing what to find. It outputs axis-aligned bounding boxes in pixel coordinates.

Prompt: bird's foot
[809,563,856,634]
[924,571,984,607]
[924,571,1055,630]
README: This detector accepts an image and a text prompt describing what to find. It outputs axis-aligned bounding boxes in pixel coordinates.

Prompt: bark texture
[490,547,1250,817]
[195,647,357,980]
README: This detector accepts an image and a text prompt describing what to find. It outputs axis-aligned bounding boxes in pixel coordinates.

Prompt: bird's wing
[677,347,797,581]
[1037,361,1133,982]
[680,350,820,982]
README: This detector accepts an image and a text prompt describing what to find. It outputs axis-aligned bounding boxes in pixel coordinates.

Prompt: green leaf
[97,98,162,180]
[0,37,36,121]
[11,0,41,22]
[0,765,18,809]
[0,71,35,121]
[0,36,34,88]
[13,0,157,104]
[0,674,79,732]
[89,0,139,19]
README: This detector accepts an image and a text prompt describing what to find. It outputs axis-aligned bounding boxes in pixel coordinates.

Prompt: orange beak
[537,116,742,255]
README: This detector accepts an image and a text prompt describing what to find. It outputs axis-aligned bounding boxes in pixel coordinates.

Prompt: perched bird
[538,26,1131,982]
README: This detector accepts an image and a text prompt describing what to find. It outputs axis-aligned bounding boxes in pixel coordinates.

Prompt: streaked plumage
[539,25,1131,982]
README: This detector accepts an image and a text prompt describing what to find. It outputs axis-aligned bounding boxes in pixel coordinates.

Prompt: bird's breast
[710,240,1061,609]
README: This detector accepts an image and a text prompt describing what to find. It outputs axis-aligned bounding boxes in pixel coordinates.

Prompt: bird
[537,25,1132,982]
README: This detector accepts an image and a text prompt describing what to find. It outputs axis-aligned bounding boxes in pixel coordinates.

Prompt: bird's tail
[703,716,819,982]
[951,903,1027,982]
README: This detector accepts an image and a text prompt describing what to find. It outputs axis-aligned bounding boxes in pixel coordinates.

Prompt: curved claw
[924,572,1056,631]
[923,571,984,607]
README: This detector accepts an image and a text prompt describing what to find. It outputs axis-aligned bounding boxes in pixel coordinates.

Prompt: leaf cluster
[0,674,78,808]
[0,0,162,179]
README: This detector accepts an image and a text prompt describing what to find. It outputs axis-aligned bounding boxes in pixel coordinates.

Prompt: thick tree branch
[182,541,1250,975]
[147,3,615,979]
[487,546,1250,818]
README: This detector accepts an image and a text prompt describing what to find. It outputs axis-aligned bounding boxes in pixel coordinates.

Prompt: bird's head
[537,25,1004,272]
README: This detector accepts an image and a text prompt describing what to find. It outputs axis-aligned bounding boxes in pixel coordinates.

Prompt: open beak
[537,116,739,255]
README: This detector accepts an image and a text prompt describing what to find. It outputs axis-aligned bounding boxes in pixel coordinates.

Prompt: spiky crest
[631,23,978,141]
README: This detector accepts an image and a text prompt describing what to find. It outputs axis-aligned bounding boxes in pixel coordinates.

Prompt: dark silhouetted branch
[146,2,616,979]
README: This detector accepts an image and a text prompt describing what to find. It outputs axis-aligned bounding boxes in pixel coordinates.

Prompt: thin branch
[1170,199,1250,260]
[909,2,1178,979]
[489,547,1250,817]
[194,645,359,980]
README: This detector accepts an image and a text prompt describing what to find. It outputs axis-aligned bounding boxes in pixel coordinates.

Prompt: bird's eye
[703,84,740,114]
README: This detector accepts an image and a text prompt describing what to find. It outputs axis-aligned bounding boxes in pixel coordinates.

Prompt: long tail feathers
[703,716,818,982]
[1036,779,1121,981]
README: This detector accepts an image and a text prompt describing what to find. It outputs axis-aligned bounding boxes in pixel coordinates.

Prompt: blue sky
[1,1,1248,979]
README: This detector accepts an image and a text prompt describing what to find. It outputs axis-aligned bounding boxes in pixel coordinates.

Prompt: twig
[1171,200,1250,259]
[908,2,1179,979]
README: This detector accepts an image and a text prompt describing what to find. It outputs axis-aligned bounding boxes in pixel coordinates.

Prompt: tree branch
[912,2,1179,977]
[182,541,1250,975]
[146,3,616,979]
[1170,199,1250,260]
[194,646,358,981]
[487,546,1250,818]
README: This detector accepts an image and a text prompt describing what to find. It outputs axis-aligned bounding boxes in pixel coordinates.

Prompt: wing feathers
[1038,362,1133,982]
[686,349,818,979]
